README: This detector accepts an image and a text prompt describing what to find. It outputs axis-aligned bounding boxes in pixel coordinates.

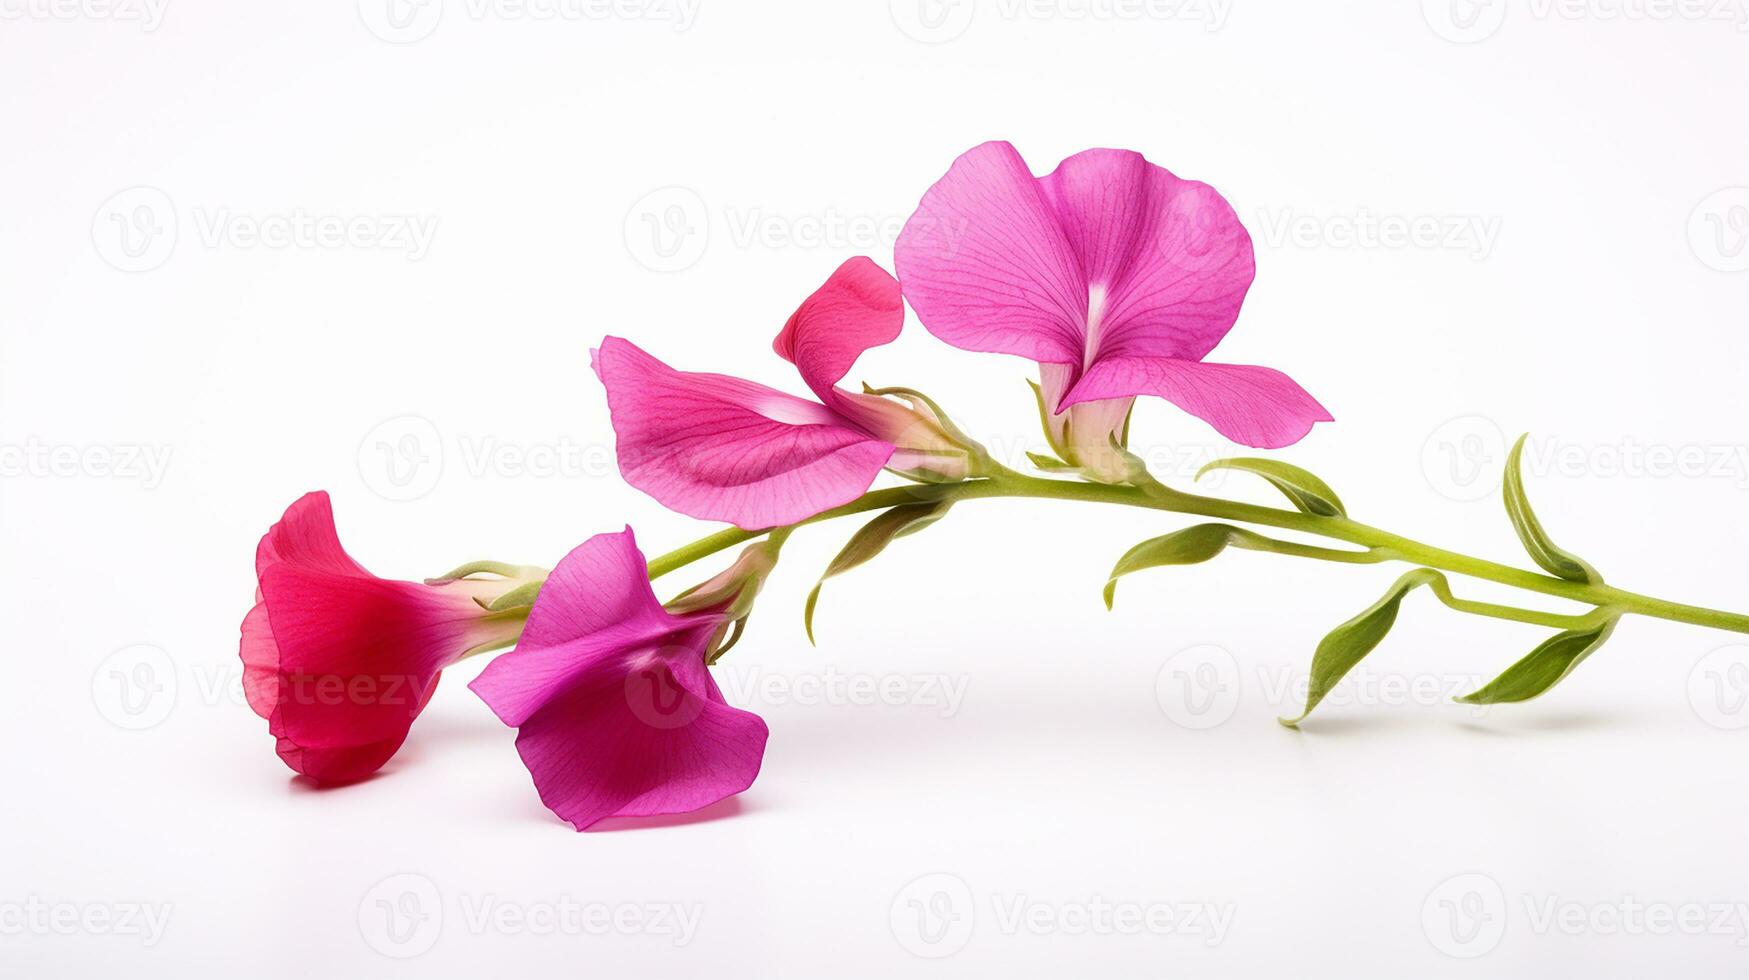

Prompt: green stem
[644,474,1749,636]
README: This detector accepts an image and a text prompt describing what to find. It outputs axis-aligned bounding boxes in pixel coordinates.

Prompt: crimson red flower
[239,492,531,783]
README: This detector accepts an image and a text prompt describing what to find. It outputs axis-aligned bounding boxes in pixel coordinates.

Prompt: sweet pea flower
[239,492,540,784]
[896,141,1331,479]
[469,528,772,831]
[595,257,980,530]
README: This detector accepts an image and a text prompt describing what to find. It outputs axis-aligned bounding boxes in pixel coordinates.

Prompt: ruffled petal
[1038,148,1254,365]
[254,491,371,579]
[240,494,522,784]
[470,529,683,728]
[507,644,766,831]
[257,566,468,771]
[594,336,895,529]
[239,599,281,720]
[894,140,1087,365]
[1069,356,1332,449]
[772,256,904,403]
[468,528,767,831]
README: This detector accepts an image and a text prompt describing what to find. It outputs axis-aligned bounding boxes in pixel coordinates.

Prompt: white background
[3,1,1747,976]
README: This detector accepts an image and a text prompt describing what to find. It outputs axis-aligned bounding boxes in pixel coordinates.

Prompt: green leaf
[804,501,950,644]
[1197,458,1347,517]
[1456,619,1617,704]
[1280,569,1440,727]
[1502,433,1600,584]
[1103,524,1386,608]
[1102,524,1252,609]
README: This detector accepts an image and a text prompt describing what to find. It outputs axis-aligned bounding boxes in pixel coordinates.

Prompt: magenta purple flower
[238,141,1749,830]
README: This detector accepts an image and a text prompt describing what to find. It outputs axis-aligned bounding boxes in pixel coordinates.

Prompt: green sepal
[1196,458,1347,518]
[427,560,537,584]
[705,616,749,666]
[1503,433,1600,584]
[1280,568,1441,727]
[1456,619,1617,704]
[804,500,951,644]
[483,581,543,612]
[1026,451,1076,471]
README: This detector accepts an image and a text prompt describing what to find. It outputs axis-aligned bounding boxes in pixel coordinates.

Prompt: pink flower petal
[256,565,461,760]
[1070,356,1333,449]
[897,141,1254,370]
[469,529,767,831]
[469,528,677,728]
[1038,147,1254,365]
[239,492,510,784]
[254,491,370,579]
[895,141,1087,365]
[594,336,895,529]
[772,256,904,403]
[504,647,766,831]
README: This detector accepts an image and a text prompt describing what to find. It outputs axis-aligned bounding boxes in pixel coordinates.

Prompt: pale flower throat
[1082,284,1109,372]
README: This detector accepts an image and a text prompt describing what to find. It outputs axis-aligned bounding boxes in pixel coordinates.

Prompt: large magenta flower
[239,492,530,784]
[595,257,972,529]
[469,528,768,831]
[895,141,1331,462]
